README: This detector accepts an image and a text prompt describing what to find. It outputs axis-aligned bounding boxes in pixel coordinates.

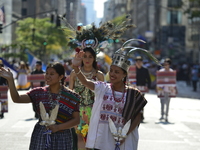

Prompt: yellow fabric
[16,82,31,90]
[104,54,112,65]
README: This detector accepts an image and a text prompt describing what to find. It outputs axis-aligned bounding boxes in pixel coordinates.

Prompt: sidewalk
[150,81,200,100]
[176,81,200,99]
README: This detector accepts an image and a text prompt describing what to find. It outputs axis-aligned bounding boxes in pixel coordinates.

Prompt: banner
[156,71,176,97]
[0,85,8,112]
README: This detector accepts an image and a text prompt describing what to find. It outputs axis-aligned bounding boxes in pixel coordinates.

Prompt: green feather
[126,47,161,66]
[122,39,146,48]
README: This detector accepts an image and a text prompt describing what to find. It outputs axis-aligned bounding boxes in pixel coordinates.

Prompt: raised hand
[72,51,85,67]
[0,67,13,80]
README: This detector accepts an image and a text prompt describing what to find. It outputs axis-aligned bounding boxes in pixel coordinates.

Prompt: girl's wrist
[72,65,79,69]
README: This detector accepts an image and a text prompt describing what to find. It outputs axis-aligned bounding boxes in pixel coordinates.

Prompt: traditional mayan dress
[74,70,98,140]
[27,86,80,150]
[86,81,147,150]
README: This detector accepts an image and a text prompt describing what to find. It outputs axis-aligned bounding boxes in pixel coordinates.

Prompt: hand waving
[72,51,85,67]
[0,67,13,81]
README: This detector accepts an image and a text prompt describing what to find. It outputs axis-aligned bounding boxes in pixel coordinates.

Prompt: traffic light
[50,14,54,23]
[43,41,47,46]
[56,15,61,27]
[0,24,3,33]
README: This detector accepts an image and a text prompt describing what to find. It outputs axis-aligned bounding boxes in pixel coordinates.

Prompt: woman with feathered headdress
[71,38,160,150]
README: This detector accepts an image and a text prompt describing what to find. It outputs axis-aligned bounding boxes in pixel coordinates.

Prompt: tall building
[0,0,12,45]
[82,0,96,25]
[185,0,200,63]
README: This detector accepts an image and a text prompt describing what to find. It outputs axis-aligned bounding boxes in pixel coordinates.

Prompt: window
[190,1,200,7]
[191,28,199,41]
[167,11,182,24]
[21,8,27,16]
[168,0,182,7]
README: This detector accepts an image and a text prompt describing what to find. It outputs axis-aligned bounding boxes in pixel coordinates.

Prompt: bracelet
[76,70,81,75]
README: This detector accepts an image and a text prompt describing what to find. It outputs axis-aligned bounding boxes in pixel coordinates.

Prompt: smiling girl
[71,50,147,150]
[0,62,80,150]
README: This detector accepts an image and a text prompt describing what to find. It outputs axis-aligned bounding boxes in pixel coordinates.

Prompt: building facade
[103,0,200,63]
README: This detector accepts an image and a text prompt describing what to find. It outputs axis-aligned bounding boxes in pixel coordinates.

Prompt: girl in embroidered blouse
[69,47,104,149]
[0,62,80,150]
[72,51,147,150]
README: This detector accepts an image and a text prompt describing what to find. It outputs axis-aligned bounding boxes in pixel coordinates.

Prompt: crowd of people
[0,19,199,150]
[0,51,199,149]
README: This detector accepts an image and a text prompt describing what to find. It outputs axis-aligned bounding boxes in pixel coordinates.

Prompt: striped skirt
[29,123,77,150]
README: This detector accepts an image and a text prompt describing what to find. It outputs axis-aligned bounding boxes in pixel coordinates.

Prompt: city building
[103,0,200,63]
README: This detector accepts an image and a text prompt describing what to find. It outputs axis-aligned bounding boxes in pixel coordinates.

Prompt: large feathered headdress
[111,39,161,72]
[61,14,136,54]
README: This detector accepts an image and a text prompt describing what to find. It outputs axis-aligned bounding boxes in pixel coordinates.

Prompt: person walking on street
[135,56,151,122]
[16,61,30,90]
[0,62,80,150]
[0,60,7,119]
[31,61,45,87]
[31,61,45,119]
[157,58,178,122]
[191,65,199,92]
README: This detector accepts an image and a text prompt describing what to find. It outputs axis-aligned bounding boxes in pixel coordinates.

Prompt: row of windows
[168,0,182,8]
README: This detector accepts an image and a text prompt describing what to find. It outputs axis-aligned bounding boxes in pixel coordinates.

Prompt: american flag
[0,6,5,24]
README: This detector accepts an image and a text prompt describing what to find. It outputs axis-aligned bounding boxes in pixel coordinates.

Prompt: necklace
[48,86,62,109]
[111,85,126,108]
[81,68,95,79]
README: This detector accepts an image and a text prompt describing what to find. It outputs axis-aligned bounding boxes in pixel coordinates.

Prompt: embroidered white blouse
[86,81,139,150]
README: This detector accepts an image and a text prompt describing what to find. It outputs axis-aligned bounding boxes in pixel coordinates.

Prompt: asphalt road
[0,81,200,150]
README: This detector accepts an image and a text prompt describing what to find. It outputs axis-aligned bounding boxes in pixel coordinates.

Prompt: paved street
[0,81,199,150]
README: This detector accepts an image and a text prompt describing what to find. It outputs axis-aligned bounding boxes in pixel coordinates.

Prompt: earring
[59,80,62,86]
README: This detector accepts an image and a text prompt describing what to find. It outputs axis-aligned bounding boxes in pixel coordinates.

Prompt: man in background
[31,61,45,118]
[135,56,151,122]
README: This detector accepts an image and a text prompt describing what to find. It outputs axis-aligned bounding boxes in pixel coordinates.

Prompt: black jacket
[136,66,151,88]
[0,77,7,85]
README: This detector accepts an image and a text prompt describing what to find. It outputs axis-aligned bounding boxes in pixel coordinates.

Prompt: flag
[0,6,5,24]
[26,50,46,71]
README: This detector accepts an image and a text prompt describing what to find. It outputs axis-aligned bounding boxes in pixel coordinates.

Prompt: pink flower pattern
[100,91,126,126]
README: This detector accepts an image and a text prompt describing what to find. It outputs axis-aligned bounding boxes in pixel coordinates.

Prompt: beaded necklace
[48,86,62,109]
[81,67,95,80]
[111,84,126,108]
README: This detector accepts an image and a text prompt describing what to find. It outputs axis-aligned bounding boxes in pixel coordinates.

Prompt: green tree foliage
[14,17,73,60]
[183,0,200,19]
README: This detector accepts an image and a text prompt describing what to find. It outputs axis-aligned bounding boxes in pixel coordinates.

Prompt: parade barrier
[128,65,149,93]
[156,71,177,97]
[27,74,45,88]
[0,85,8,112]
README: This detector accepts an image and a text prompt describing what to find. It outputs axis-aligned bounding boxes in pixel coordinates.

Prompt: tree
[183,0,200,19]
[11,17,73,62]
